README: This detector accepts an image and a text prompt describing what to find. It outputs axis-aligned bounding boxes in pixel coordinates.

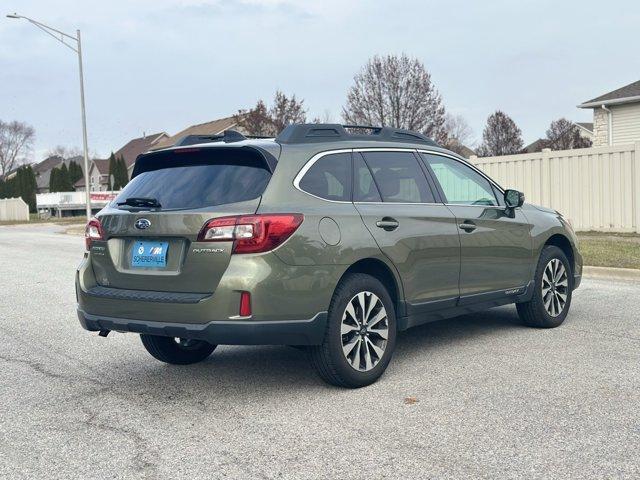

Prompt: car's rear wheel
[140,335,216,365]
[309,273,397,388]
[517,245,573,328]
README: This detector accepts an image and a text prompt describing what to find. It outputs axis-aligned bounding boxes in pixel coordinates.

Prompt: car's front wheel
[140,335,216,365]
[517,245,573,328]
[309,273,397,388]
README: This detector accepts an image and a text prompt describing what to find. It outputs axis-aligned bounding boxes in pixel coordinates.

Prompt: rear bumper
[77,308,327,345]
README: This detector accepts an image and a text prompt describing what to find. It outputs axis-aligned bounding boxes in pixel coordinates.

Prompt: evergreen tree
[119,155,129,187]
[112,155,128,190]
[16,165,37,211]
[0,165,37,211]
[49,167,59,193]
[59,163,73,191]
[107,152,116,190]
[68,160,83,187]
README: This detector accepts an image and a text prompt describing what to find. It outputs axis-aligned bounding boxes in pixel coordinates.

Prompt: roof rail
[173,130,272,147]
[275,124,439,146]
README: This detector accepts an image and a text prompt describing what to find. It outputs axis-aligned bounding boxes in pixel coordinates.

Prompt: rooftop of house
[523,138,549,153]
[115,132,168,168]
[456,145,476,158]
[33,155,64,174]
[151,116,239,150]
[92,158,111,176]
[575,122,593,133]
[579,80,640,108]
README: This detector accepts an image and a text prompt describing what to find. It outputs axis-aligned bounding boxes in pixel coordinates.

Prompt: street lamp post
[7,13,92,220]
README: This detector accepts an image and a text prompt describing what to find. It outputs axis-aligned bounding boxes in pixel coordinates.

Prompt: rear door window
[298,152,352,201]
[114,149,271,210]
[361,151,435,203]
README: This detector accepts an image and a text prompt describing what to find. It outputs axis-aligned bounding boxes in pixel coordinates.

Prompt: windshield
[113,152,271,210]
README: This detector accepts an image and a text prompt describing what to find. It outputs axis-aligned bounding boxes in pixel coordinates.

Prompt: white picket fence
[0,197,29,222]
[471,142,640,233]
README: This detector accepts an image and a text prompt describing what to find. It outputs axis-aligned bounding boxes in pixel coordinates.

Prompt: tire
[140,335,216,365]
[517,245,573,328]
[309,273,397,388]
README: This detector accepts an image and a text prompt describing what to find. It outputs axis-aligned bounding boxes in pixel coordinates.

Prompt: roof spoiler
[173,130,272,147]
[275,124,439,146]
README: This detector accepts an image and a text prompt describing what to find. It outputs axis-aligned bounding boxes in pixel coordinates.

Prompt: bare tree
[235,100,274,136]
[0,120,35,179]
[545,118,592,150]
[477,111,523,156]
[342,54,447,144]
[270,91,307,133]
[44,145,83,160]
[312,110,334,124]
[236,91,307,136]
[442,113,473,155]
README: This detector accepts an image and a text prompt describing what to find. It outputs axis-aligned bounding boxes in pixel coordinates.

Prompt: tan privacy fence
[470,142,640,233]
[0,197,29,222]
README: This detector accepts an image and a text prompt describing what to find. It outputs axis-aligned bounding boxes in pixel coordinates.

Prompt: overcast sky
[1,0,639,160]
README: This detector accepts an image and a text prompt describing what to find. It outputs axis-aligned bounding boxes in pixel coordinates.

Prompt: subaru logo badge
[135,218,151,230]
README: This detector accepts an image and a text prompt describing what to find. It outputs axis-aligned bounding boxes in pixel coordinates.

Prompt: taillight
[198,214,303,254]
[85,218,104,250]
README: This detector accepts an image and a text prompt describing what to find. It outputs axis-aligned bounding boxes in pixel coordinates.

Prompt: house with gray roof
[578,80,640,146]
[151,116,241,151]
[32,155,77,193]
[75,132,169,191]
[118,132,168,179]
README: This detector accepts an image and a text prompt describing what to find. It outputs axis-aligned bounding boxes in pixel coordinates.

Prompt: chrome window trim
[354,202,446,206]
[353,147,418,153]
[444,204,504,209]
[293,147,506,206]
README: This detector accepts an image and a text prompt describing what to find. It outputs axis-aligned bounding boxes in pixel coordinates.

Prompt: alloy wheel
[340,291,389,371]
[542,258,569,317]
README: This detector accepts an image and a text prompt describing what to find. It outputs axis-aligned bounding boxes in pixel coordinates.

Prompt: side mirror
[504,189,525,208]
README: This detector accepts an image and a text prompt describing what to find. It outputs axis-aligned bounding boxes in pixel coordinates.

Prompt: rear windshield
[114,149,271,210]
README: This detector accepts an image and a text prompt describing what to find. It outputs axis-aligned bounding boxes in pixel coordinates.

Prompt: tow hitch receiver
[98,330,111,337]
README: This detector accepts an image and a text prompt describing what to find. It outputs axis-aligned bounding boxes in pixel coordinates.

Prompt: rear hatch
[90,146,275,293]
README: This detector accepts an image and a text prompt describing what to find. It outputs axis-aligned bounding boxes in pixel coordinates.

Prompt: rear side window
[114,149,271,210]
[298,152,352,201]
[362,151,435,203]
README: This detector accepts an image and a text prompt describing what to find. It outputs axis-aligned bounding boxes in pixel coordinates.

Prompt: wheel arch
[543,233,575,273]
[338,257,405,317]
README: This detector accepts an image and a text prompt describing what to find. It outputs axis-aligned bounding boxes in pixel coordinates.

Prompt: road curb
[583,266,640,282]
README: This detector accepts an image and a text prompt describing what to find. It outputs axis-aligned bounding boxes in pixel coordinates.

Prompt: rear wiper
[117,197,162,208]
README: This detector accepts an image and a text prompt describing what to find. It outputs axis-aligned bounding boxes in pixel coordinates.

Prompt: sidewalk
[583,266,640,282]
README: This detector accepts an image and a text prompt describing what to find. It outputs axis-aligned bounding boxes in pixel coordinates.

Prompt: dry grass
[0,214,85,227]
[577,232,640,270]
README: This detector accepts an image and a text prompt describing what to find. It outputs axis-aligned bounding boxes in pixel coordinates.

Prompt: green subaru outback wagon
[77,124,582,388]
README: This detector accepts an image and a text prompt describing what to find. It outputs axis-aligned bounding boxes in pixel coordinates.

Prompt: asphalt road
[1,224,639,479]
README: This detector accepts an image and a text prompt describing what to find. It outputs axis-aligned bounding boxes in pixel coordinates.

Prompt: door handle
[376,217,399,231]
[459,221,477,232]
